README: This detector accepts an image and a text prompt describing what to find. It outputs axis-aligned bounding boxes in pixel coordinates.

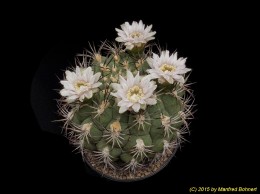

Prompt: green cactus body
[58,21,194,181]
[68,48,190,171]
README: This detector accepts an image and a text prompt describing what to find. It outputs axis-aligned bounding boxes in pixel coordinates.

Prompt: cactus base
[84,144,177,181]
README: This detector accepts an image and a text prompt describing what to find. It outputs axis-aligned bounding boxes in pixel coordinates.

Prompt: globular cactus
[58,20,195,181]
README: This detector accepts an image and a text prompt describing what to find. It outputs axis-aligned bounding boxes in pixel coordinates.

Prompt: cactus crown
[58,20,195,181]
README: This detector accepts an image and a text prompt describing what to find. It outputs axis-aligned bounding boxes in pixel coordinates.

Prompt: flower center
[131,31,142,38]
[160,64,176,72]
[127,85,144,103]
[74,80,89,91]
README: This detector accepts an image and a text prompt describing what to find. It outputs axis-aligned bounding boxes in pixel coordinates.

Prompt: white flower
[60,66,102,103]
[147,50,191,84]
[111,71,157,113]
[115,20,156,50]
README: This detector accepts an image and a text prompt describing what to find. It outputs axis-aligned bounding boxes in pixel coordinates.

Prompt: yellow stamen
[74,80,89,91]
[131,31,142,38]
[127,85,144,103]
[160,64,176,72]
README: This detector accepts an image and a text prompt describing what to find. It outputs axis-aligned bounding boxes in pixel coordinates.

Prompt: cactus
[58,20,194,181]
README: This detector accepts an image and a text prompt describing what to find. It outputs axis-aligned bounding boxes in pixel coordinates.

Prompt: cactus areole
[58,20,195,181]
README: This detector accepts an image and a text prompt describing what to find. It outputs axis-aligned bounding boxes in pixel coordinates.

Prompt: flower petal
[85,90,93,99]
[145,98,157,105]
[146,50,191,84]
[92,82,102,88]
[66,95,78,103]
[132,103,141,112]
[115,20,156,50]
[60,89,75,96]
[119,106,128,114]
[111,83,121,91]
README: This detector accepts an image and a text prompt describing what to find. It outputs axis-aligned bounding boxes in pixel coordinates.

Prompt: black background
[15,2,259,192]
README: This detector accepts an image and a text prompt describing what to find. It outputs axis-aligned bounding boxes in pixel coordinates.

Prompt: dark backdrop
[21,2,258,192]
